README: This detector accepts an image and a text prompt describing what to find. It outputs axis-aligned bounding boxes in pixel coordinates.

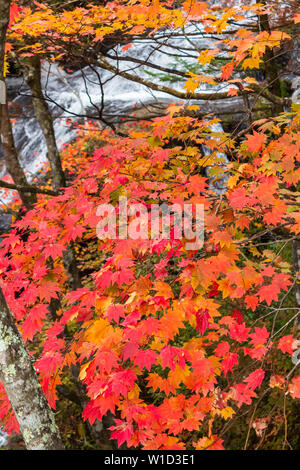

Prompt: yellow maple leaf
[85,318,112,343]
[184,77,199,93]
[220,406,235,420]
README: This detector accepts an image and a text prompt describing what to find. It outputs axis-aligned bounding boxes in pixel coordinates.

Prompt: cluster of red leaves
[0,108,299,449]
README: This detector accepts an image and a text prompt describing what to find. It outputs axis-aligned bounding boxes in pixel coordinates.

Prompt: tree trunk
[289,61,300,328]
[23,56,66,191]
[0,0,63,450]
[1,94,37,210]
[22,56,82,289]
[292,239,300,327]
[0,1,9,83]
[0,0,36,211]
[0,287,64,449]
[258,5,283,115]
[63,241,82,290]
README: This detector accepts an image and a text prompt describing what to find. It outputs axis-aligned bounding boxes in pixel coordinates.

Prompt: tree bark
[258,4,284,115]
[23,56,66,191]
[0,287,64,449]
[0,0,63,450]
[0,1,9,84]
[22,56,82,290]
[0,0,36,211]
[1,94,37,210]
[63,241,82,290]
[292,239,300,326]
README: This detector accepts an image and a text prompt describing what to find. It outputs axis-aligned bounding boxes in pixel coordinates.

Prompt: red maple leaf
[134,349,157,371]
[244,368,265,390]
[278,335,298,355]
[232,309,244,324]
[229,322,249,343]
[195,308,210,335]
[289,376,300,399]
[244,131,266,153]
[231,383,256,407]
[9,4,22,28]
[221,62,234,81]
[257,283,280,305]
[109,419,134,447]
[250,326,270,347]
[22,304,48,341]
[214,341,230,358]
[222,352,238,375]
[208,281,220,298]
[107,303,125,323]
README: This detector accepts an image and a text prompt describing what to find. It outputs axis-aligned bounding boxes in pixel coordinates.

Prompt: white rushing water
[2,25,235,185]
[0,428,7,447]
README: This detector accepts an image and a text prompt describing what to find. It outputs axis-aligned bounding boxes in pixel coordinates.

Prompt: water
[0,14,299,445]
[0,428,7,447]
[2,26,238,186]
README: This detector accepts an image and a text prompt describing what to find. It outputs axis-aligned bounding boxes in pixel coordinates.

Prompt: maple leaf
[43,243,65,260]
[96,350,119,374]
[244,295,259,311]
[195,308,210,335]
[244,131,266,153]
[154,259,168,280]
[9,4,22,28]
[184,77,198,93]
[160,345,185,371]
[85,318,112,343]
[187,174,207,195]
[288,377,300,399]
[38,281,60,303]
[35,351,63,375]
[230,383,256,407]
[122,341,138,362]
[214,341,230,358]
[263,208,283,226]
[228,187,248,209]
[220,62,234,81]
[107,303,125,323]
[244,368,265,390]
[122,43,132,51]
[229,322,249,343]
[109,419,134,447]
[232,309,244,324]
[147,373,176,396]
[243,345,267,361]
[257,283,280,305]
[222,352,238,375]
[22,304,48,341]
[112,268,134,287]
[153,280,174,299]
[195,435,224,450]
[249,326,270,347]
[227,87,238,97]
[197,48,219,65]
[269,374,285,390]
[110,369,137,398]
[278,335,299,355]
[208,281,220,298]
[134,349,157,371]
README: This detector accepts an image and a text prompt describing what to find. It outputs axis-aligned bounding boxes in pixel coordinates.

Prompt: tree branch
[0,179,58,196]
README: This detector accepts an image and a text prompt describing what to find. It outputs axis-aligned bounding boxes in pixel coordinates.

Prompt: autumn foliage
[0,0,299,450]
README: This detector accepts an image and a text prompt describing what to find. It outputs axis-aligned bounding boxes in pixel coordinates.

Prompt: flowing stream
[1,27,236,210]
[0,18,299,447]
